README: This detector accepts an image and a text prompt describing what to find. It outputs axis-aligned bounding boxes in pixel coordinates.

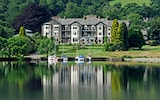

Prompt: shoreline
[1,56,160,63]
[124,58,160,63]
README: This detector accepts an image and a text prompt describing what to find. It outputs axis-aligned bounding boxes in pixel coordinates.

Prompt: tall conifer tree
[111,19,119,43]
[19,26,26,36]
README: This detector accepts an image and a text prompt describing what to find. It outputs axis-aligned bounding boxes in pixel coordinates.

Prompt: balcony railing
[61,29,71,32]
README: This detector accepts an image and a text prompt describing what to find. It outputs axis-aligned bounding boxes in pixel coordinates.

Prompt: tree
[5,0,27,23]
[120,22,129,50]
[110,19,129,51]
[102,3,121,19]
[19,26,26,36]
[147,17,160,42]
[13,4,51,33]
[0,23,15,38]
[7,36,32,56]
[31,32,43,51]
[126,13,145,29]
[151,0,160,4]
[0,36,7,50]
[111,19,119,43]
[116,23,125,50]
[38,37,55,57]
[58,2,83,18]
[128,29,145,49]
[103,36,109,51]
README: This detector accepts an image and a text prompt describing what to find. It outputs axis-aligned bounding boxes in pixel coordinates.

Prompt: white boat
[61,55,68,62]
[75,55,85,63]
[86,55,92,63]
[48,55,58,64]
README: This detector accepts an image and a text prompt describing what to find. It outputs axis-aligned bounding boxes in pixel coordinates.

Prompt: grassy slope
[58,45,160,58]
[110,0,151,6]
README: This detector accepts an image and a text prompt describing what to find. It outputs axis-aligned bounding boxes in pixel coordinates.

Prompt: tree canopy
[128,29,145,49]
[7,36,33,56]
[147,17,160,41]
[13,4,51,33]
[38,37,56,56]
[19,26,26,36]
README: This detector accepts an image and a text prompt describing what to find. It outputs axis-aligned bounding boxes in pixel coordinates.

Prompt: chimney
[83,15,86,20]
[98,16,101,19]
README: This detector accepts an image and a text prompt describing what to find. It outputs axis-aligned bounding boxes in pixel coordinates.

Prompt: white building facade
[42,15,129,44]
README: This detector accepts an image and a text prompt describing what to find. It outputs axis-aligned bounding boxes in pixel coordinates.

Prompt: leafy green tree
[140,4,154,18]
[38,37,55,57]
[128,29,145,49]
[0,24,15,38]
[19,26,26,36]
[0,36,7,50]
[151,0,160,4]
[147,17,160,42]
[58,2,83,18]
[102,3,121,19]
[103,36,109,51]
[121,3,141,16]
[5,0,27,23]
[31,32,43,51]
[126,13,145,29]
[7,36,32,56]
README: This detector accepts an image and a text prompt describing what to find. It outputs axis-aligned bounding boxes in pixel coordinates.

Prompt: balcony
[83,29,96,32]
[61,29,71,32]
[61,34,71,38]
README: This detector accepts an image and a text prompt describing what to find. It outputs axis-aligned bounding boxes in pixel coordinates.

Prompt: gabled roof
[47,15,129,27]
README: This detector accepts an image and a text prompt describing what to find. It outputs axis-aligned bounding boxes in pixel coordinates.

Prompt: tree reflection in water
[1,62,160,100]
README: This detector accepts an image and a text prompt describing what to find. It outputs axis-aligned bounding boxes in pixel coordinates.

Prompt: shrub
[108,43,115,51]
[149,40,157,46]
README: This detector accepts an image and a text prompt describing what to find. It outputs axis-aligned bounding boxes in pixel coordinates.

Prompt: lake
[0,61,160,100]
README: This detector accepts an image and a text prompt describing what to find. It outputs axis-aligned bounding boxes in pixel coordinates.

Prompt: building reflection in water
[42,62,112,100]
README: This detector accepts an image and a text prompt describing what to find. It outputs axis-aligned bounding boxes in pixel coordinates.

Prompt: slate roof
[47,15,129,27]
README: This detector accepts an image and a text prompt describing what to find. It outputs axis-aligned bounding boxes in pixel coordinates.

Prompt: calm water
[0,61,160,100]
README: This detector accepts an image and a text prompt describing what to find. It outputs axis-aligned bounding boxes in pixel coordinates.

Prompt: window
[84,25,87,30]
[91,39,93,42]
[99,33,101,35]
[99,27,102,30]
[74,32,77,35]
[45,27,49,29]
[54,26,59,29]
[73,38,78,42]
[73,27,77,29]
[92,27,95,30]
[108,32,111,35]
[54,32,58,36]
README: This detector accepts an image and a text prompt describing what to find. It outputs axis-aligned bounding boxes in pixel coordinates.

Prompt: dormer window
[92,26,95,30]
[73,27,77,29]
[54,26,59,29]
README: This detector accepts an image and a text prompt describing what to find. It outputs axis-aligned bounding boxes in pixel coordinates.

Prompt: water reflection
[1,62,160,100]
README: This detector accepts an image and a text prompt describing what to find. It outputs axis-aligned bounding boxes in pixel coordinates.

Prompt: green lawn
[58,45,160,58]
[110,0,151,6]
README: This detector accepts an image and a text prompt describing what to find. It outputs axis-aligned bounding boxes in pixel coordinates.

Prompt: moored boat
[48,55,58,64]
[75,55,85,63]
